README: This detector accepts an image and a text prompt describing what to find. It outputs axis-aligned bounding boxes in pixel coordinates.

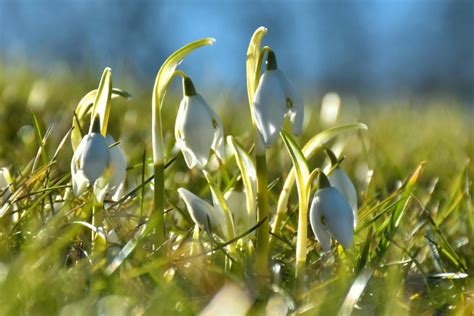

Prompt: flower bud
[324,149,358,226]
[309,172,354,251]
[71,133,110,196]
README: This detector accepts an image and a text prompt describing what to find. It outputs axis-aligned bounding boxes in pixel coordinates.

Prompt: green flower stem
[255,151,270,278]
[295,191,308,289]
[91,199,105,256]
[153,162,165,246]
[151,70,187,247]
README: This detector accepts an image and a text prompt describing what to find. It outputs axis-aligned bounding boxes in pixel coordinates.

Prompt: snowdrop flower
[252,50,303,147]
[71,131,126,201]
[175,77,224,169]
[178,188,226,236]
[93,135,127,202]
[324,149,358,227]
[309,171,354,251]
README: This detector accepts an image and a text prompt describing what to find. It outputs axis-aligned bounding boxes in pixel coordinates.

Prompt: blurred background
[1,0,473,102]
[0,0,472,174]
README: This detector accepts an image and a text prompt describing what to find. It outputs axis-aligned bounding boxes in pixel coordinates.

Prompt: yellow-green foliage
[0,65,472,315]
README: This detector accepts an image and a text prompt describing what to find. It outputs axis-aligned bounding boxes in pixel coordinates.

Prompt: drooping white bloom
[324,149,358,227]
[178,188,226,236]
[328,168,357,225]
[71,133,126,201]
[71,132,109,196]
[252,50,303,147]
[104,135,127,197]
[93,135,127,202]
[309,172,354,251]
[175,77,224,169]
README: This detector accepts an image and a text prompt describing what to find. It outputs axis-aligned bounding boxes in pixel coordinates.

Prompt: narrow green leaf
[302,123,368,157]
[280,131,309,196]
[90,67,112,136]
[202,170,236,241]
[338,268,374,316]
[105,224,147,276]
[280,130,310,268]
[31,113,49,167]
[227,136,256,223]
[71,88,131,150]
[271,123,368,242]
[373,162,425,265]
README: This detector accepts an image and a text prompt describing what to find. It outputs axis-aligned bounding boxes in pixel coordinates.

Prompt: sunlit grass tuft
[0,65,472,315]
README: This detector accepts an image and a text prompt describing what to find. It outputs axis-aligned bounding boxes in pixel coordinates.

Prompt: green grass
[0,66,472,315]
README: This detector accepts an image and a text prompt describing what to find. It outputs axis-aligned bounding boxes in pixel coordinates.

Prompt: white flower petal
[309,200,331,251]
[79,133,110,184]
[276,70,304,136]
[175,95,223,169]
[328,168,358,227]
[93,177,108,203]
[0,168,10,191]
[309,187,354,250]
[105,135,127,199]
[224,189,247,229]
[179,140,200,169]
[106,229,120,244]
[71,135,90,196]
[252,70,287,147]
[111,183,124,202]
[178,188,218,232]
[211,116,225,162]
[72,170,89,197]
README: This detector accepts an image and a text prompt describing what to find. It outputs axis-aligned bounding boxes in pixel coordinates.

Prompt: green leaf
[227,136,256,224]
[280,131,309,198]
[302,123,368,157]
[105,224,147,276]
[71,87,131,150]
[280,131,311,267]
[338,268,374,316]
[373,162,425,265]
[271,123,368,247]
[246,26,267,107]
[90,67,112,136]
[202,170,236,241]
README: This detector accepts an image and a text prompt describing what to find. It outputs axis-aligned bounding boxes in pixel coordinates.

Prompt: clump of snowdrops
[0,27,471,315]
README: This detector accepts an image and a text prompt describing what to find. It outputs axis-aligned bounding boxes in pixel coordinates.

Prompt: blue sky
[1,0,473,98]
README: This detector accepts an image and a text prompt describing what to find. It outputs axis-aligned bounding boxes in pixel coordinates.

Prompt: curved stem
[151,70,188,246]
[153,162,165,245]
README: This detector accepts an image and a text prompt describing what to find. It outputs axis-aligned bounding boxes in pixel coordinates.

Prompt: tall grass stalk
[151,39,214,247]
